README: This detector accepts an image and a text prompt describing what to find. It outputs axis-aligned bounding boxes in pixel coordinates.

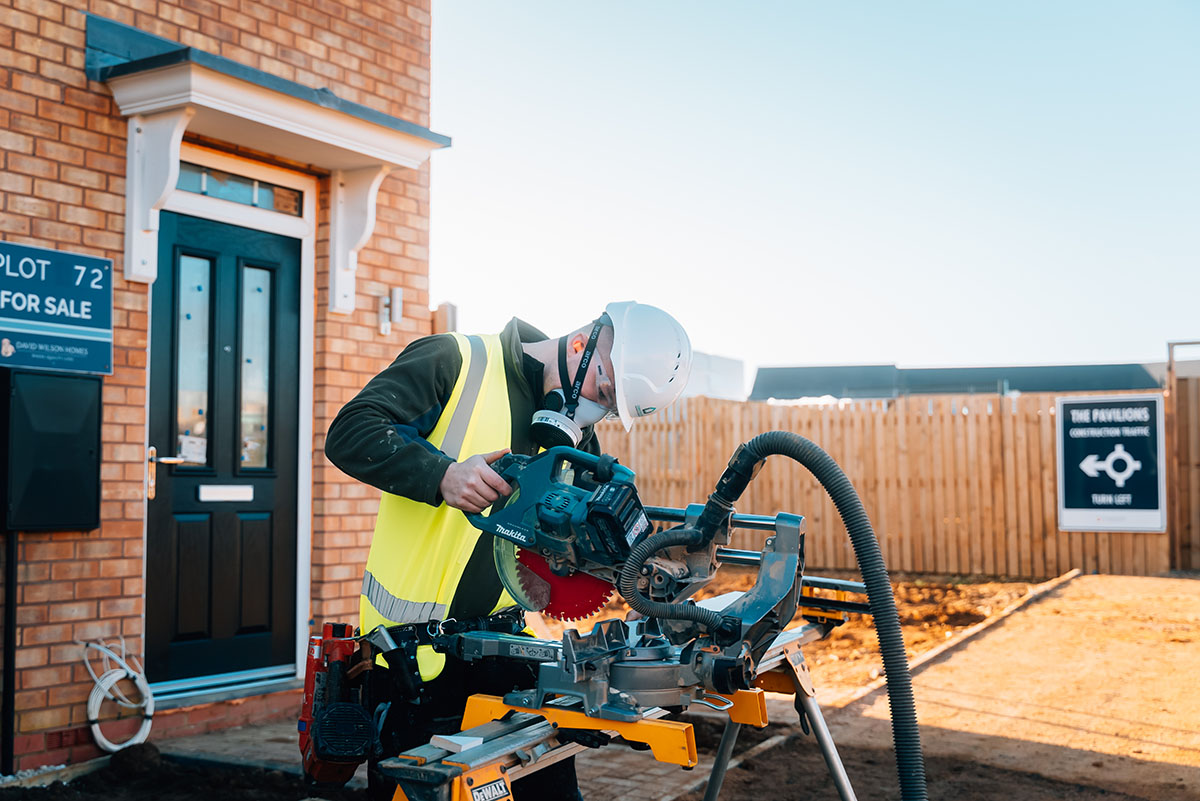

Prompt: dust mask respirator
[530,319,612,449]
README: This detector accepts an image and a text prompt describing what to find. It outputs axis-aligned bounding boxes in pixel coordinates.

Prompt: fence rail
[596,392,1173,579]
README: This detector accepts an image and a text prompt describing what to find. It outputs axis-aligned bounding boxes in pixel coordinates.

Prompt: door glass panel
[240,267,272,468]
[176,255,211,466]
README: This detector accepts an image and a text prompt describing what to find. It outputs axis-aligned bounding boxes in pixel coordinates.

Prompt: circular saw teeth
[515,550,613,621]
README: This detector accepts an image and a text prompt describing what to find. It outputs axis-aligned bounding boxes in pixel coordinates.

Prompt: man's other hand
[440,449,513,513]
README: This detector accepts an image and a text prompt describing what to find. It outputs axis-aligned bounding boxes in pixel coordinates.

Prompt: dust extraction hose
[617,527,727,633]
[699,431,928,801]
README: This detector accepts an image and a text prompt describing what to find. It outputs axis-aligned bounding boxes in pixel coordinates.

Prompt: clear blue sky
[427,1,1200,379]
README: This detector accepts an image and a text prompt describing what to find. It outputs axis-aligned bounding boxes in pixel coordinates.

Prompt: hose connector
[696,444,764,541]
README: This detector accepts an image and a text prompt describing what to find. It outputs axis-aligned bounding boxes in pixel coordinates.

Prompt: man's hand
[439,448,513,513]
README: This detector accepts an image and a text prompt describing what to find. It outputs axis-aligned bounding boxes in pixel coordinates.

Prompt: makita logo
[495,524,533,544]
[471,778,511,801]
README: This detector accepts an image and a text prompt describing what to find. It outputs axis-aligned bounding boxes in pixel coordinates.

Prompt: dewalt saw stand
[302,436,929,801]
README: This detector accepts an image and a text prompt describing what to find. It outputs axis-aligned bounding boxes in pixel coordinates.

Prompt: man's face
[571,326,617,415]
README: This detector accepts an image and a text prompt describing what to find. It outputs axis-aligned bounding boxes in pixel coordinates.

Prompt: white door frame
[144,142,317,693]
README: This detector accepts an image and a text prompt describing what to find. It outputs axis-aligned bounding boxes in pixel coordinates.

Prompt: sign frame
[0,240,113,376]
[1055,393,1166,533]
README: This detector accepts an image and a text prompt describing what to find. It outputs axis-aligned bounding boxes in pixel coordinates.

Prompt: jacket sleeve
[324,335,463,506]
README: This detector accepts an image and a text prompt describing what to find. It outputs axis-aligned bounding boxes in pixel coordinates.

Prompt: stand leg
[796,693,857,801]
[785,644,858,801]
[702,720,742,801]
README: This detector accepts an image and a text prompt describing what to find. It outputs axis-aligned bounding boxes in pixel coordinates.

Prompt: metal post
[702,720,742,801]
[2,529,16,775]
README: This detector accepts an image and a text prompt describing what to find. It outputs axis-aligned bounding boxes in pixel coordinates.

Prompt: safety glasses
[595,357,619,418]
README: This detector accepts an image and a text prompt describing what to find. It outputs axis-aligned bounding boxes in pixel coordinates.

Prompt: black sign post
[1056,394,1165,532]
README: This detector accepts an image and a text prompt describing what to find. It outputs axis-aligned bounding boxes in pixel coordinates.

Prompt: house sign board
[0,241,113,375]
[1056,394,1165,532]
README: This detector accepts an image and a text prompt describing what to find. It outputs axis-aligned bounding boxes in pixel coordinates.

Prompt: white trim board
[107,59,442,311]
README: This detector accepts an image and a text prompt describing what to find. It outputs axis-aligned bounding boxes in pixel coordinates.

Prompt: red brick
[0,212,32,235]
[36,139,85,165]
[39,59,87,89]
[38,19,85,50]
[13,733,46,755]
[77,578,126,601]
[60,204,106,227]
[25,540,75,561]
[69,743,104,764]
[11,71,62,102]
[0,48,37,72]
[82,228,123,250]
[63,87,112,120]
[15,623,69,652]
[50,561,97,581]
[61,124,108,152]
[6,194,55,218]
[33,178,83,205]
[32,218,81,243]
[98,597,139,617]
[4,8,39,34]
[48,600,98,622]
[7,153,58,179]
[98,558,139,578]
[72,619,121,641]
[18,747,70,770]
[47,684,89,707]
[20,665,71,689]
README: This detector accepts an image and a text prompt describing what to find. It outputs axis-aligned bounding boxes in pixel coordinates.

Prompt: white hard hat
[604,301,692,431]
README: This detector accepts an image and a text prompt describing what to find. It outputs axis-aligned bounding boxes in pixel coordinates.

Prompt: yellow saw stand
[380,622,844,801]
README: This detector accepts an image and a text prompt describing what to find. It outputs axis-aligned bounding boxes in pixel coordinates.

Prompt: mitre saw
[301,434,928,801]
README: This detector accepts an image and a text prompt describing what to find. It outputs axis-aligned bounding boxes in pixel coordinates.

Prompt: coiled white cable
[78,639,154,753]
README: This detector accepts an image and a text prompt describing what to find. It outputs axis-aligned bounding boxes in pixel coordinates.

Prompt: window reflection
[176,256,211,467]
[175,162,302,216]
[240,267,272,468]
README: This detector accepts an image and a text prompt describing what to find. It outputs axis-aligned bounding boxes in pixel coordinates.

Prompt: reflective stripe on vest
[440,335,487,460]
[359,333,516,679]
[360,570,447,627]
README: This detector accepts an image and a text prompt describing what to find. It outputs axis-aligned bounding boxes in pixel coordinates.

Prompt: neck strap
[556,320,605,417]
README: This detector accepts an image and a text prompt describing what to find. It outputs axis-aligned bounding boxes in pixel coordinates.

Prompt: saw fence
[596,388,1198,580]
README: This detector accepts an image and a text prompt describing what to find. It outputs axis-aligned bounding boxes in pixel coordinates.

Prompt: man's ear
[569,334,586,354]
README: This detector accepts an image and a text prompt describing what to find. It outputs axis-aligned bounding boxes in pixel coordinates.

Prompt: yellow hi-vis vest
[359,333,518,680]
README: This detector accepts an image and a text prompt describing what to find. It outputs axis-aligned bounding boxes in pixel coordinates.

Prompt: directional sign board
[0,241,113,375]
[1056,394,1165,532]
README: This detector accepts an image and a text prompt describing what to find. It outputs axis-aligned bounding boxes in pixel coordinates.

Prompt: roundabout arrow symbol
[1079,444,1142,488]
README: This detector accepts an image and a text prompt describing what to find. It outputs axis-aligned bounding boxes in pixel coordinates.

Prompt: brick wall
[1,0,434,768]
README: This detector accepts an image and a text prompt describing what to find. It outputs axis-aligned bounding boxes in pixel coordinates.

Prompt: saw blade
[515,550,613,621]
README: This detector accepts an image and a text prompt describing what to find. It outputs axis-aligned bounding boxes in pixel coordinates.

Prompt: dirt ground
[7,572,1193,801]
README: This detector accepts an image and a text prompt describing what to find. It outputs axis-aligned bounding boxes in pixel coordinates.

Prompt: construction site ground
[3,571,1196,801]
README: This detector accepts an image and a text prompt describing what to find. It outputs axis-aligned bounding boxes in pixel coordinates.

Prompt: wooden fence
[595,392,1174,579]
[1169,376,1200,571]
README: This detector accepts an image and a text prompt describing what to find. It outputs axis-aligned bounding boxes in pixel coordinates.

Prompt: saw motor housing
[470,448,652,582]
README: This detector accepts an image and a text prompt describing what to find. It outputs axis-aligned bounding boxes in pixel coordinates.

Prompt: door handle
[147,446,187,500]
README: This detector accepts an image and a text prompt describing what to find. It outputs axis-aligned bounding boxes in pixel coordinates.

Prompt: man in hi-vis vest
[325,301,692,801]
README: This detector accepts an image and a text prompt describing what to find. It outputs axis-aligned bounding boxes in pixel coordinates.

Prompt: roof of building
[749,362,1163,400]
[85,13,450,147]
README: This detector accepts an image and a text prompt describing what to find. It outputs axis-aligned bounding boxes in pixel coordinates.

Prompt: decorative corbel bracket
[123,107,195,283]
[329,165,391,314]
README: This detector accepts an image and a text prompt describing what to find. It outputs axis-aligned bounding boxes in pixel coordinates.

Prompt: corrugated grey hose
[700,431,928,801]
[617,526,726,630]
